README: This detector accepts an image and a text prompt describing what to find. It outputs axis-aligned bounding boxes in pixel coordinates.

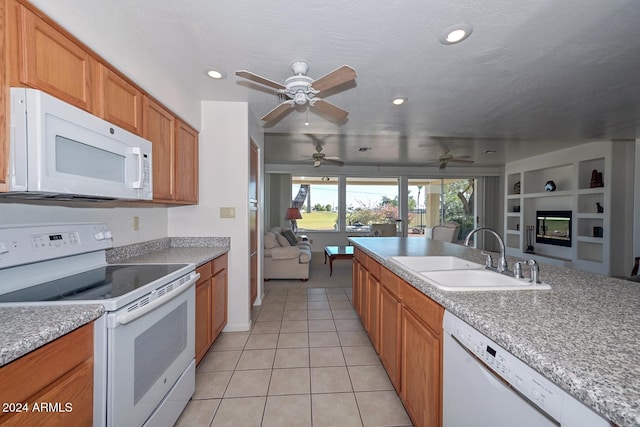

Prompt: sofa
[263,228,312,280]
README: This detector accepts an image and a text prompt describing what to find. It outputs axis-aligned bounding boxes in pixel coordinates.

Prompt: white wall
[0,200,168,246]
[168,101,263,331]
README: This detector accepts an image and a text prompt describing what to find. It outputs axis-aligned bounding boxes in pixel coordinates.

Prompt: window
[292,176,339,231]
[408,178,475,239]
[345,177,399,232]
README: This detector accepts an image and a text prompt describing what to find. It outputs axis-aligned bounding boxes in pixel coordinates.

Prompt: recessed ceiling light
[484,150,497,155]
[392,97,407,105]
[358,147,371,152]
[439,23,474,45]
[207,69,225,79]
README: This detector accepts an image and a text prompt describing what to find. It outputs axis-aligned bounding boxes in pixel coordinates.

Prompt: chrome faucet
[464,227,508,273]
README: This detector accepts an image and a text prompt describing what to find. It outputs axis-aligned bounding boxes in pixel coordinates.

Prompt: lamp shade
[285,207,302,220]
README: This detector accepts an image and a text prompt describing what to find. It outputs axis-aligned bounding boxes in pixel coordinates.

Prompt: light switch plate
[220,207,236,218]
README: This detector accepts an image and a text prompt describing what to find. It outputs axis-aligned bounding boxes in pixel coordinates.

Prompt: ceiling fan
[301,145,344,168]
[236,61,356,123]
[426,149,474,170]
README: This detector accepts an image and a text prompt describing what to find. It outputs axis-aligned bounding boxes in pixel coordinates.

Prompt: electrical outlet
[133,216,140,231]
[220,207,236,218]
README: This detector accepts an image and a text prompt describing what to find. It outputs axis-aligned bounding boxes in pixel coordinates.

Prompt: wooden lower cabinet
[401,303,442,427]
[366,273,380,351]
[195,254,228,364]
[378,270,402,392]
[353,250,444,427]
[352,258,360,313]
[0,322,94,427]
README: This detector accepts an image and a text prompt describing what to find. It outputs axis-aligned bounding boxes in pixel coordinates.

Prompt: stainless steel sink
[388,256,484,272]
[420,269,551,292]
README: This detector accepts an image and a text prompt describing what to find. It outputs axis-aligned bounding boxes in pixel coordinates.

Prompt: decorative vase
[544,181,556,192]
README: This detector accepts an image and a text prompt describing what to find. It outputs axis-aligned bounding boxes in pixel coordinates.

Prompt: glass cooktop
[0,264,188,303]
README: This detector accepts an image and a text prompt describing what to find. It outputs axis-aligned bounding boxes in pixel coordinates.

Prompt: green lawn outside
[298,211,338,231]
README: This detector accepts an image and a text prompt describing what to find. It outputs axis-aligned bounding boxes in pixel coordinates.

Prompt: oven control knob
[95,232,105,240]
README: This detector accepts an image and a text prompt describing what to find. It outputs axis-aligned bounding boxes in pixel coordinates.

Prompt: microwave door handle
[131,147,144,189]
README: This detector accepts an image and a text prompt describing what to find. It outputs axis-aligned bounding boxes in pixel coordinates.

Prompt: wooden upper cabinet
[15,3,93,111]
[95,64,143,135]
[174,120,198,204]
[1,0,8,191]
[143,96,175,201]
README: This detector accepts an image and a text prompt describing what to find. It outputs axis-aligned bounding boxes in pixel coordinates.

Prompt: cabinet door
[366,274,380,352]
[401,307,442,427]
[0,0,8,192]
[195,279,212,365]
[143,97,175,201]
[96,65,143,135]
[212,268,228,340]
[352,259,360,313]
[174,120,198,203]
[17,5,93,111]
[379,285,402,392]
[357,262,368,325]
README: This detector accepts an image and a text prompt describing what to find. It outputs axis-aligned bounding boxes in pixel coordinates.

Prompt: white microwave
[6,88,153,201]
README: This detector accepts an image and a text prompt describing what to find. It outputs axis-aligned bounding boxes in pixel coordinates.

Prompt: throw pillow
[275,233,290,247]
[281,229,298,246]
[264,232,278,249]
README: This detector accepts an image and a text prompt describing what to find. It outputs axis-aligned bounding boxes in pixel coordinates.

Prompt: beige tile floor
[175,286,413,427]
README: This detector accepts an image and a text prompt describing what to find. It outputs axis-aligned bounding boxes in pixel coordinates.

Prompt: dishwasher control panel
[443,311,564,422]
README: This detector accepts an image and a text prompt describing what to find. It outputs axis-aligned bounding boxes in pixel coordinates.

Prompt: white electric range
[0,223,199,427]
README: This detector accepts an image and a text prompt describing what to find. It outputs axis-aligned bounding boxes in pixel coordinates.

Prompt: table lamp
[285,207,302,234]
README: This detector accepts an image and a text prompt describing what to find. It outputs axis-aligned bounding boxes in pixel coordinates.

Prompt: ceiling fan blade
[324,156,342,161]
[439,162,447,170]
[313,160,322,167]
[310,65,357,92]
[261,101,294,122]
[322,158,345,166]
[236,70,286,90]
[448,158,474,164]
[312,98,349,121]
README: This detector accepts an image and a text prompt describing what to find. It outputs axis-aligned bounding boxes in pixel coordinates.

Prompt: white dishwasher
[442,311,610,427]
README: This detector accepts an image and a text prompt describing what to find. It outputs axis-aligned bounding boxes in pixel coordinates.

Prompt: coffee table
[324,245,354,276]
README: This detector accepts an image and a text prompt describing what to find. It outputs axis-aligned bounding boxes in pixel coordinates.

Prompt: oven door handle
[112,272,200,327]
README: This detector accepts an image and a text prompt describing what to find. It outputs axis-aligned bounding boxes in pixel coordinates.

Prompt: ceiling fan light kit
[236,61,357,123]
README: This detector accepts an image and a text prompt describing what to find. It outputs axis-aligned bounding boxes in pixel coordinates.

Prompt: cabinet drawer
[197,261,212,282]
[213,253,228,275]
[0,322,93,405]
[380,267,403,300]
[402,283,443,334]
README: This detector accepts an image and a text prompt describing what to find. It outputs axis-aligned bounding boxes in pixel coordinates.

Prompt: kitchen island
[350,236,640,427]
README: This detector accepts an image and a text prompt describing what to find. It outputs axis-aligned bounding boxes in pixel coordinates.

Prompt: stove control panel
[0,223,113,269]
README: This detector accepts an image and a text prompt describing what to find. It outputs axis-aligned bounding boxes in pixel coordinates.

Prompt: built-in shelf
[504,143,619,275]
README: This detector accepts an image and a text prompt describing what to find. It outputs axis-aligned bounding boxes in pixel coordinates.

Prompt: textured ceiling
[30,0,640,168]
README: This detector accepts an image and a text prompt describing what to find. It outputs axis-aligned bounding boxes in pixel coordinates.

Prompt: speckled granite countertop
[349,237,640,427]
[106,236,230,266]
[0,305,105,366]
[0,237,229,368]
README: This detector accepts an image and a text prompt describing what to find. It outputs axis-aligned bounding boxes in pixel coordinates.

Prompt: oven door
[106,282,195,427]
